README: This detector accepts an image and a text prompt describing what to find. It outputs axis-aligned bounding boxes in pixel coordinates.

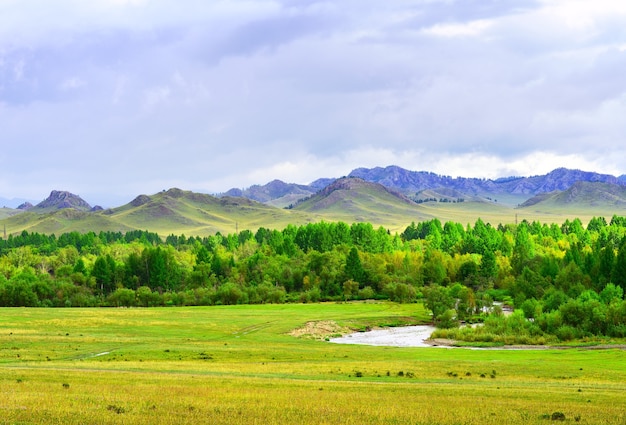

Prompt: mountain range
[2,166,626,236]
[224,166,626,208]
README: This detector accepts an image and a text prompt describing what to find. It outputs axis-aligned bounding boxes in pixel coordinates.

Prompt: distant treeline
[2,216,626,342]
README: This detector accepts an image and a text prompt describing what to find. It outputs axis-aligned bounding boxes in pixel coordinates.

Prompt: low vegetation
[1,304,626,424]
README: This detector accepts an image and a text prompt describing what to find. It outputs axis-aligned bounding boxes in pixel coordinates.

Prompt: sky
[1,0,626,207]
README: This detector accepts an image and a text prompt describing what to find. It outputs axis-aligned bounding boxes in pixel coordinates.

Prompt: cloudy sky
[1,0,625,207]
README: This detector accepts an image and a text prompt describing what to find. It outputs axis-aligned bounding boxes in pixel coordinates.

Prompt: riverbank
[329,325,626,350]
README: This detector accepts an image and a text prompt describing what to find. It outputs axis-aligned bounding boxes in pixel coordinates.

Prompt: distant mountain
[308,178,336,191]
[519,181,626,209]
[3,167,626,237]
[292,177,433,224]
[18,202,34,210]
[414,187,484,203]
[349,166,624,198]
[222,180,317,208]
[502,168,623,195]
[223,166,625,208]
[31,190,92,212]
[0,197,36,209]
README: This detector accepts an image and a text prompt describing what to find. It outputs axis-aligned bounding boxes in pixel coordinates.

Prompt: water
[328,325,441,348]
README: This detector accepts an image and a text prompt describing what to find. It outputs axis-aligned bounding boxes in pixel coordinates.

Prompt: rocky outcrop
[33,190,92,212]
[17,202,34,210]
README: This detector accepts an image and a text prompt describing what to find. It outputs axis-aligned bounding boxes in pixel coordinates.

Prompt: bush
[357,286,375,300]
[136,286,162,307]
[551,411,566,421]
[555,325,578,341]
[436,309,458,329]
[107,288,136,307]
[215,282,247,305]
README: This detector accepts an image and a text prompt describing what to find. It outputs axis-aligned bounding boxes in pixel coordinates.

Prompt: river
[328,325,442,348]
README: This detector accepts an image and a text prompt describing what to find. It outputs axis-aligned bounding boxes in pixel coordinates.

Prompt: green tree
[422,249,447,285]
[344,247,365,285]
[92,255,115,295]
[600,283,623,304]
[479,250,497,281]
[511,224,535,275]
[613,237,626,293]
[423,285,454,319]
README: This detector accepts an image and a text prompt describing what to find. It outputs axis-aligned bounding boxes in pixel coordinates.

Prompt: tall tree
[344,247,365,285]
[613,237,626,293]
[511,224,535,275]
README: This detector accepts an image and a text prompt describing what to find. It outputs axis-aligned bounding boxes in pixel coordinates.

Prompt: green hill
[101,188,318,236]
[1,188,318,237]
[2,181,626,238]
[0,207,21,220]
[292,177,433,231]
[518,181,626,215]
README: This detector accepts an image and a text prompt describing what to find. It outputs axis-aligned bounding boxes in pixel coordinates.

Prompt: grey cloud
[193,12,338,65]
[1,0,626,204]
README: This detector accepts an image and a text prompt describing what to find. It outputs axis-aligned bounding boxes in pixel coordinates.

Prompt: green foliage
[2,217,626,343]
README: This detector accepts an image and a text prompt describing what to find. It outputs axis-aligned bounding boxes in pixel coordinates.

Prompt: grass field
[1,303,626,424]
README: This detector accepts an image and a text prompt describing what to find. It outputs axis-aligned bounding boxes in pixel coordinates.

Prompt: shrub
[107,288,136,307]
[436,309,458,329]
[555,325,578,341]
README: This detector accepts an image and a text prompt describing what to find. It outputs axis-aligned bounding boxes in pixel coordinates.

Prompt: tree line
[1,217,626,341]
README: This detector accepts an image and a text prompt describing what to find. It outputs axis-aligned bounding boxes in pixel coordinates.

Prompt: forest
[1,216,626,344]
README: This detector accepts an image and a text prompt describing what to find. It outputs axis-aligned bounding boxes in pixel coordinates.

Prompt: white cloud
[539,0,626,29]
[60,77,86,91]
[421,19,493,38]
[429,151,624,180]
[142,86,171,111]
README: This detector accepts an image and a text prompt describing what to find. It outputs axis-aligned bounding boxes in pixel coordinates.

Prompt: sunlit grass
[1,303,626,424]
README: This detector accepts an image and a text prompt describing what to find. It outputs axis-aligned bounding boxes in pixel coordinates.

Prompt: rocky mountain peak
[34,190,92,212]
[17,202,34,210]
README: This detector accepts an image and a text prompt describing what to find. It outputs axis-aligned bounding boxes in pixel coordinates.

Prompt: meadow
[1,303,626,424]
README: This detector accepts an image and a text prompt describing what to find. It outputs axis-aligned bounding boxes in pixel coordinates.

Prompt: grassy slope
[2,209,134,235]
[293,180,434,233]
[515,182,626,225]
[1,304,625,424]
[1,183,625,237]
[1,191,322,237]
[0,207,22,220]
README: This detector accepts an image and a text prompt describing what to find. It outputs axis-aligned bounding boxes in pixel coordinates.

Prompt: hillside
[1,188,327,237]
[100,188,319,236]
[0,207,21,220]
[519,181,626,212]
[292,177,433,227]
[413,187,484,203]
